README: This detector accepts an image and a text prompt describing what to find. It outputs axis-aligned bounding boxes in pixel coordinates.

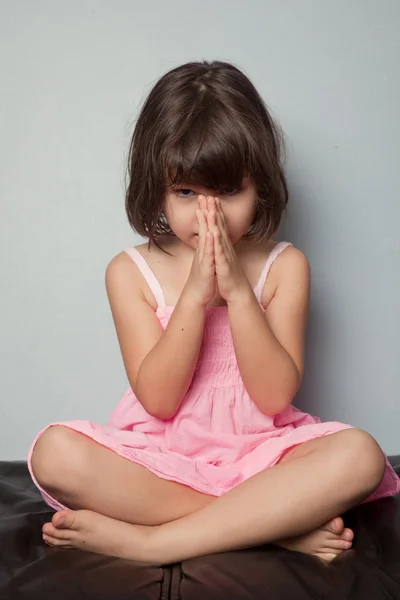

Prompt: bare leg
[271,433,356,560]
[36,426,353,562]
[30,425,214,525]
[40,428,386,564]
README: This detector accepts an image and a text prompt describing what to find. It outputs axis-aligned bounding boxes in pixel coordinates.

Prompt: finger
[203,231,215,265]
[215,207,230,248]
[215,210,227,239]
[217,200,230,238]
[213,227,225,261]
[198,195,207,212]
[214,204,232,255]
[206,200,219,234]
[208,202,227,262]
[196,208,207,255]
[213,232,228,278]
[214,203,224,228]
[206,206,213,230]
[207,195,218,215]
[205,231,214,247]
[215,198,228,231]
[196,206,207,231]
[213,197,223,224]
[208,195,216,213]
[208,211,220,245]
[199,195,210,224]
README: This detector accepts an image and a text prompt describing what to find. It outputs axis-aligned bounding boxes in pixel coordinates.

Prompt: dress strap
[253,242,293,303]
[123,246,166,309]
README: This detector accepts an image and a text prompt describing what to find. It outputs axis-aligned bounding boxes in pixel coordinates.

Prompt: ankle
[134,524,166,564]
[145,523,180,565]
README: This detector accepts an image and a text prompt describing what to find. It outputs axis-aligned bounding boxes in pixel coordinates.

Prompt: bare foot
[42,509,154,562]
[276,516,354,563]
[42,510,354,566]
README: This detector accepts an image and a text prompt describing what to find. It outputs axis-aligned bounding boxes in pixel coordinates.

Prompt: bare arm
[106,205,215,420]
[135,289,207,420]
[105,253,206,420]
[228,247,310,416]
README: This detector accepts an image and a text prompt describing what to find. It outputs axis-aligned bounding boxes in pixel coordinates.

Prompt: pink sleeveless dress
[27,242,400,511]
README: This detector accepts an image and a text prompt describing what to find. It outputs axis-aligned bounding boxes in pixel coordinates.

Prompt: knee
[30,426,83,491]
[339,428,386,492]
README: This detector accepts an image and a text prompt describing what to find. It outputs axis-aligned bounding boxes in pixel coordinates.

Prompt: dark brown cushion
[1,458,400,599]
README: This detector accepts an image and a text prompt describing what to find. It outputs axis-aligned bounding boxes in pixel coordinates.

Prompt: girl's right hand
[184,198,216,307]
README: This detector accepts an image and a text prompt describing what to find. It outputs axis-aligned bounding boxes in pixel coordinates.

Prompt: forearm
[135,291,205,419]
[228,290,300,416]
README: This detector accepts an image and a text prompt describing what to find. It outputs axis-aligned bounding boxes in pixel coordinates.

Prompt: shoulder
[105,243,150,277]
[272,243,310,277]
[268,243,311,299]
[105,249,136,281]
[105,245,163,310]
[105,248,147,302]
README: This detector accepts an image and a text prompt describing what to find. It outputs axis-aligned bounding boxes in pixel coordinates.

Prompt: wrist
[180,287,209,312]
[226,285,255,308]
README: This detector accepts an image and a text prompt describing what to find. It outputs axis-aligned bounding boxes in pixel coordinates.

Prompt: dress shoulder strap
[123,246,166,309]
[253,242,293,303]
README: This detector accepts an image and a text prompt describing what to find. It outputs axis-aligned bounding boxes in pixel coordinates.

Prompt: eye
[175,188,195,198]
[219,187,238,196]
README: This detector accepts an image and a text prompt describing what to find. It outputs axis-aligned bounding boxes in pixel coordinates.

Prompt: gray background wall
[1,0,399,459]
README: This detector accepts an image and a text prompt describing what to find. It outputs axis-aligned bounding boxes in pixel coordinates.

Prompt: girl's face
[164,176,258,248]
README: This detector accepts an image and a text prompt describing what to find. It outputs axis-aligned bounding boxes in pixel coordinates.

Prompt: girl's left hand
[203,196,251,304]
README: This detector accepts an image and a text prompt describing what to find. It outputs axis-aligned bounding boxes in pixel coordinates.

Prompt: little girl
[28,60,400,565]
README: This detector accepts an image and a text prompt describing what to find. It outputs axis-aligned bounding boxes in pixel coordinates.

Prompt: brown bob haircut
[125,60,288,251]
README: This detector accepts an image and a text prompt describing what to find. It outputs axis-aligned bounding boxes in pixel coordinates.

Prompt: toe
[341,527,354,542]
[324,538,352,551]
[42,522,56,536]
[52,509,76,529]
[43,526,75,540]
[44,514,79,540]
[43,533,73,548]
[323,516,344,535]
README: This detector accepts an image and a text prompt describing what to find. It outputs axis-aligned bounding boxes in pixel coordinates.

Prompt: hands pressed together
[186,195,251,308]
